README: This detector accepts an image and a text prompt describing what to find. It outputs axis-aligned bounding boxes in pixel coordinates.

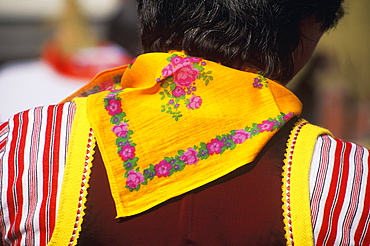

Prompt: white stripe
[33,106,48,246]
[310,135,337,243]
[28,107,43,246]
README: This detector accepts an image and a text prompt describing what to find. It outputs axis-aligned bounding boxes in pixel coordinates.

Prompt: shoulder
[0,102,77,245]
[311,134,369,167]
[0,102,77,153]
[310,135,369,245]
[0,100,78,172]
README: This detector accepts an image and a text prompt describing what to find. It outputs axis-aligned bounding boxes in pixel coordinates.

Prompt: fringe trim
[68,128,95,245]
[282,119,308,246]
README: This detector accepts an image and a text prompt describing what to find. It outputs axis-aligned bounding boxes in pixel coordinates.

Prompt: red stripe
[327,141,351,244]
[316,139,344,245]
[5,112,21,244]
[0,139,7,153]
[48,105,64,238]
[0,122,9,153]
[39,106,54,246]
[354,152,370,244]
[0,122,7,133]
[13,111,29,245]
[5,113,18,243]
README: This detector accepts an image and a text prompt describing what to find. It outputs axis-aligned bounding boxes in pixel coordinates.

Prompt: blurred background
[0,0,140,64]
[0,0,368,147]
[289,0,370,147]
[0,0,140,121]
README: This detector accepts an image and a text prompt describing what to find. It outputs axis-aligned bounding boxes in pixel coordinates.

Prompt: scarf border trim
[104,88,295,192]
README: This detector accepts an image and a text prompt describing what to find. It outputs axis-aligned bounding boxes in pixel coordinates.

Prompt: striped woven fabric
[0,103,76,246]
[310,135,370,245]
[0,107,369,245]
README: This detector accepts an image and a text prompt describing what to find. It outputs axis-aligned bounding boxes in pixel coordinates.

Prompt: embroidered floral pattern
[253,73,269,89]
[157,54,213,121]
[180,148,199,165]
[126,170,144,189]
[112,123,129,137]
[104,89,294,192]
[80,75,122,97]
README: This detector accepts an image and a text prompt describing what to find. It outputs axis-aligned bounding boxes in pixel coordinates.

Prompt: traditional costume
[0,52,369,245]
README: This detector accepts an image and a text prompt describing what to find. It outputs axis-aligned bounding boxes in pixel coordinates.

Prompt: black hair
[137,0,344,82]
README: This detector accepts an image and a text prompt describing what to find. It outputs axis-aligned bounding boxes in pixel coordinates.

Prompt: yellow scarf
[81,51,302,217]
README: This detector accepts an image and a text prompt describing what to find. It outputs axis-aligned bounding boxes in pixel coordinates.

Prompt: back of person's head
[137,0,344,82]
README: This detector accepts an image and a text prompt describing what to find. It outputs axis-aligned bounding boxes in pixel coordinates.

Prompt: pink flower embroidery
[187,96,202,109]
[207,139,224,155]
[172,86,186,97]
[180,148,199,165]
[112,123,129,137]
[106,98,122,116]
[258,120,274,132]
[174,65,199,87]
[283,112,294,121]
[162,63,175,77]
[170,56,184,65]
[171,56,202,66]
[119,145,135,161]
[186,57,202,63]
[155,160,172,177]
[126,170,144,189]
[232,129,251,144]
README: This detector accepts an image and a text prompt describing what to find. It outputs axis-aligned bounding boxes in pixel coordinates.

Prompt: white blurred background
[0,0,134,64]
[0,0,140,122]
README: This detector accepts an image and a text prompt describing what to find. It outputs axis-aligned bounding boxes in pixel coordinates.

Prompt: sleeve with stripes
[0,103,76,246]
[310,135,370,245]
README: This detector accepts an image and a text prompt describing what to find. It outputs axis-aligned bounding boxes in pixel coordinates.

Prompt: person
[0,0,368,245]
